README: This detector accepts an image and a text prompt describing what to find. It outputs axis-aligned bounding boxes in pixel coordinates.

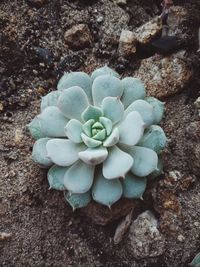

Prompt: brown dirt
[0,0,200,266]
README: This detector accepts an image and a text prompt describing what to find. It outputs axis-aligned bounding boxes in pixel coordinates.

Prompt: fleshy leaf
[103,146,133,179]
[46,139,85,166]
[189,252,200,267]
[64,161,94,193]
[57,86,89,121]
[93,129,106,141]
[138,125,167,154]
[121,77,146,108]
[99,117,113,136]
[92,75,124,107]
[92,171,122,207]
[57,72,92,103]
[38,106,69,137]
[145,97,165,124]
[40,91,61,111]
[81,105,103,122]
[82,119,94,137]
[118,111,144,146]
[79,147,108,165]
[48,165,68,190]
[101,97,124,124]
[64,119,83,143]
[103,127,119,147]
[32,137,52,167]
[128,146,158,177]
[91,65,120,81]
[92,122,104,129]
[124,99,154,127]
[149,159,164,180]
[122,173,147,199]
[81,133,102,148]
[28,117,45,140]
[64,191,91,211]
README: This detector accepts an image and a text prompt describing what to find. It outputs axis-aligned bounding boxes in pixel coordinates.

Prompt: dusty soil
[0,0,200,266]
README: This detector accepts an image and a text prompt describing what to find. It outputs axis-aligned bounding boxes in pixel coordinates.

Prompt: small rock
[167,6,188,39]
[114,209,133,245]
[14,128,24,145]
[4,151,18,161]
[177,234,185,242]
[118,30,137,58]
[81,199,138,226]
[64,24,93,50]
[33,47,54,66]
[0,232,12,241]
[134,51,192,99]
[97,16,104,23]
[26,0,48,8]
[135,16,163,44]
[168,170,182,181]
[128,211,165,258]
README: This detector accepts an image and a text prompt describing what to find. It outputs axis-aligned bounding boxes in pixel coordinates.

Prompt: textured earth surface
[0,0,200,266]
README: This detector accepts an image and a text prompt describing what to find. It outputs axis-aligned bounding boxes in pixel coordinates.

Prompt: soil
[0,0,200,266]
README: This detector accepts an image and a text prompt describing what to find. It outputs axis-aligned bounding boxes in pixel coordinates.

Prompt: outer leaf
[121,77,146,108]
[145,97,165,124]
[148,159,164,180]
[38,106,69,137]
[103,146,133,179]
[57,86,89,121]
[64,191,91,211]
[64,161,94,193]
[81,105,103,122]
[103,128,119,147]
[91,65,120,81]
[128,146,158,177]
[92,171,122,207]
[101,97,124,125]
[64,119,83,143]
[32,137,52,167]
[46,139,85,166]
[57,72,93,103]
[79,147,108,165]
[40,91,61,111]
[28,117,45,140]
[138,125,167,154]
[124,99,154,127]
[118,111,144,146]
[92,75,124,107]
[122,173,147,199]
[48,165,68,190]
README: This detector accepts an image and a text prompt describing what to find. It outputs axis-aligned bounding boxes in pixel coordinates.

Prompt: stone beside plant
[28,66,167,211]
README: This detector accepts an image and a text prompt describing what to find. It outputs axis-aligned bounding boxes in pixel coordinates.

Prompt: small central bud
[92,128,99,136]
[92,122,104,130]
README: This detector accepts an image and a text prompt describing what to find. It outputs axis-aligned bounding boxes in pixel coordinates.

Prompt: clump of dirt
[0,0,200,266]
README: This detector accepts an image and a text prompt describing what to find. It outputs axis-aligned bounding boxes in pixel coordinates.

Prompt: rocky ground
[0,0,200,266]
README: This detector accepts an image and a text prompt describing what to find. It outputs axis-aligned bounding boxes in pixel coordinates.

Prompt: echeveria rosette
[28,66,167,210]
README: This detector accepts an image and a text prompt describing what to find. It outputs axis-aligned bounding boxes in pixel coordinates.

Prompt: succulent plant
[28,66,167,210]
